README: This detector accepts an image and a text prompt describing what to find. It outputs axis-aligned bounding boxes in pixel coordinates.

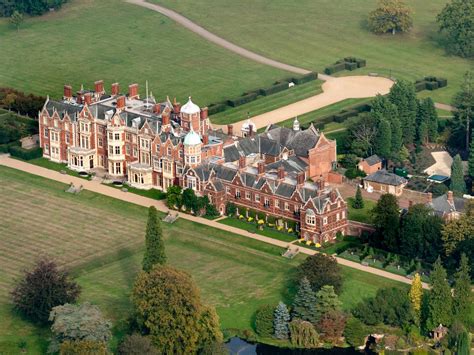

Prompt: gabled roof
[364,169,407,186]
[363,154,382,166]
[429,194,466,215]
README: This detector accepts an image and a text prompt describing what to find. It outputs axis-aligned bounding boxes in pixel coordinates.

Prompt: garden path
[0,155,429,289]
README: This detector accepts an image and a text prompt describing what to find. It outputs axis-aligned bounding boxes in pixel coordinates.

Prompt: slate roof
[45,100,82,120]
[429,194,466,215]
[311,189,343,212]
[364,169,407,186]
[364,154,382,166]
[275,183,296,198]
[262,125,321,157]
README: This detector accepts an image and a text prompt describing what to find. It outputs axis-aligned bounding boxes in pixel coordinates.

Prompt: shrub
[297,254,342,294]
[415,81,427,92]
[356,58,367,68]
[289,320,319,348]
[118,334,158,355]
[345,62,358,71]
[225,202,236,216]
[344,317,368,347]
[345,168,365,180]
[436,78,448,88]
[207,103,227,116]
[259,81,289,96]
[9,146,42,160]
[292,72,318,84]
[324,62,346,75]
[227,92,258,107]
[254,304,275,337]
[59,340,108,355]
[11,257,81,324]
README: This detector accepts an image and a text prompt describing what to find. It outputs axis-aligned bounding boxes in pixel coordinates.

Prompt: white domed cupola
[181,96,200,115]
[293,116,300,131]
[183,127,202,167]
[184,129,201,146]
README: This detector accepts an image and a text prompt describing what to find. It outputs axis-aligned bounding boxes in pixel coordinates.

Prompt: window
[108,132,113,140]
[264,198,270,207]
[342,211,346,219]
[225,186,230,194]
[115,146,121,155]
[65,123,69,131]
[336,213,340,221]
[54,120,58,128]
[44,128,49,138]
[245,191,251,200]
[275,199,280,209]
[133,147,138,157]
[179,150,184,158]
[115,133,120,140]
[66,134,70,144]
[115,162,122,175]
[126,144,131,155]
[141,152,150,165]
[284,202,289,211]
[167,146,172,156]
[80,136,89,149]
[187,176,197,190]
[235,189,241,198]
[45,143,49,153]
[255,194,260,202]
[108,145,113,155]
[43,116,47,124]
[306,210,316,226]
[126,133,131,141]
[323,217,328,225]
[98,137,103,148]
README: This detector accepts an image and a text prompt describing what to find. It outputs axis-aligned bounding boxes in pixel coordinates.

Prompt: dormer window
[306,209,316,225]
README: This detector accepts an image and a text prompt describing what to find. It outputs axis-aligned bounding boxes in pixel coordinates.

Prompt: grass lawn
[209,80,323,125]
[0,166,407,352]
[347,197,376,224]
[0,0,289,107]
[218,217,297,243]
[152,0,472,104]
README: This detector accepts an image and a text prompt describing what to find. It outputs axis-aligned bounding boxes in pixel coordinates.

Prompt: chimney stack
[427,192,433,204]
[238,156,246,170]
[248,124,254,137]
[200,107,208,120]
[297,172,305,186]
[173,99,181,114]
[111,83,120,96]
[63,85,72,100]
[94,80,104,94]
[258,161,265,176]
[447,191,454,205]
[128,84,139,99]
[162,112,170,127]
[153,103,161,114]
[84,92,92,106]
[203,134,209,145]
[116,96,126,110]
[277,165,285,180]
[227,124,234,137]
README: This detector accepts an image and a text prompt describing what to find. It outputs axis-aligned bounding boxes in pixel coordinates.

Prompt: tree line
[0,0,69,17]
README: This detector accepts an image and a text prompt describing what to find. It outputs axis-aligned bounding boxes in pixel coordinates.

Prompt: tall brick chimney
[200,107,208,120]
[94,80,104,94]
[248,125,254,137]
[153,103,161,114]
[238,156,246,170]
[111,83,120,96]
[258,161,265,176]
[84,92,92,106]
[116,96,126,110]
[172,98,181,114]
[277,165,285,180]
[227,124,234,136]
[63,85,72,100]
[203,134,209,145]
[297,172,305,186]
[128,84,139,99]
[447,191,454,205]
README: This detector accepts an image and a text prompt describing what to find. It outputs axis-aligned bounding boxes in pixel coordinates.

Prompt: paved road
[0,155,429,289]
[125,0,311,75]
[214,75,394,133]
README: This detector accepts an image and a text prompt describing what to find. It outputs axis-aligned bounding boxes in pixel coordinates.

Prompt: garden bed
[218,217,297,243]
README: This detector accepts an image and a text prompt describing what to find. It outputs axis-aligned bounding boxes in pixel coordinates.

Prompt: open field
[209,80,323,125]
[0,166,407,352]
[0,0,289,106]
[152,0,472,104]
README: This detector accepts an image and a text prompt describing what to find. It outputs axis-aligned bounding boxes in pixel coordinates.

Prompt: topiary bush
[259,81,289,96]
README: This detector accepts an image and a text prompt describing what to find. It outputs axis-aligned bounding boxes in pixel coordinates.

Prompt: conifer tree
[315,285,341,319]
[424,98,439,142]
[390,115,403,159]
[468,136,474,178]
[142,206,166,272]
[388,80,417,144]
[450,154,466,196]
[374,117,392,158]
[292,277,318,323]
[352,185,364,209]
[456,331,471,355]
[427,258,452,329]
[409,273,423,326]
[452,254,472,326]
[273,302,290,340]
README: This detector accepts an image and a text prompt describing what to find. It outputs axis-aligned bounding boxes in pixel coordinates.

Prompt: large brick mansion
[38,81,348,243]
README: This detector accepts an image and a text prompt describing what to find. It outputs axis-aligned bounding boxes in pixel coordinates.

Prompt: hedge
[0,141,20,153]
[426,81,439,91]
[325,58,366,75]
[415,81,427,92]
[227,92,259,107]
[324,62,346,75]
[9,146,42,160]
[208,103,227,115]
[345,62,358,71]
[356,59,366,68]
[334,109,359,123]
[292,72,318,85]
[259,81,289,96]
[414,76,447,93]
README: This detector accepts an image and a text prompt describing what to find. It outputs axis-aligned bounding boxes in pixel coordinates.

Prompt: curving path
[125,0,311,75]
[0,155,428,289]
[214,75,394,133]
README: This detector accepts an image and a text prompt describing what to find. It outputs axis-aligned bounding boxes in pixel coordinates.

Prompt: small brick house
[363,169,407,196]
[358,154,382,175]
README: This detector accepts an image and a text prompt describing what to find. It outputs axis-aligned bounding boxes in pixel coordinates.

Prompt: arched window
[305,209,316,226]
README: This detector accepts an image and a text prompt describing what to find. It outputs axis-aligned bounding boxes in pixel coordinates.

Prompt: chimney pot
[278,165,285,180]
[128,84,139,99]
[200,107,208,120]
[227,124,234,136]
[116,96,126,110]
[173,102,181,114]
[111,83,120,96]
[84,92,92,106]
[297,172,305,185]
[203,134,209,145]
[94,80,104,94]
[63,85,72,99]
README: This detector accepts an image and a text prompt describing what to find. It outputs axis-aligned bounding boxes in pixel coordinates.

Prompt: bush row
[207,72,318,111]
[324,57,366,75]
[8,146,42,160]
[414,76,448,92]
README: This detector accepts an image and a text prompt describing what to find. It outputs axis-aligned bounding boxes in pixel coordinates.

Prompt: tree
[452,254,472,326]
[388,80,418,145]
[456,331,471,355]
[371,193,400,251]
[409,273,423,326]
[423,98,439,142]
[436,0,474,58]
[349,113,378,157]
[316,310,346,343]
[254,304,275,337]
[131,265,221,354]
[451,71,474,151]
[296,254,342,294]
[469,137,474,178]
[344,317,368,347]
[289,320,319,348]
[182,188,198,212]
[374,116,392,158]
[292,277,318,323]
[11,257,80,324]
[197,305,224,351]
[368,0,413,35]
[352,185,364,209]
[315,285,341,319]
[371,94,402,157]
[142,206,166,272]
[166,185,182,209]
[225,202,236,216]
[48,303,111,354]
[59,340,108,355]
[10,10,23,31]
[273,302,290,340]
[117,334,158,355]
[399,204,443,262]
[427,258,452,329]
[450,154,466,196]
[441,201,474,255]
